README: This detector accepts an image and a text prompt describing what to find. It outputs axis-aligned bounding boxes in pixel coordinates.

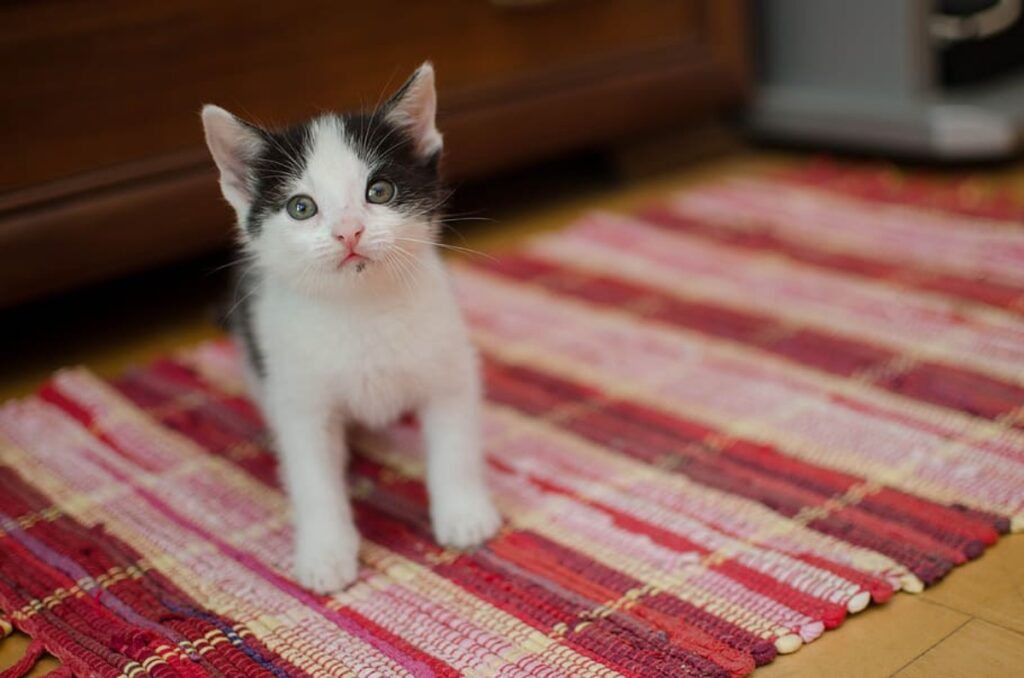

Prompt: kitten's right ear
[201,105,264,218]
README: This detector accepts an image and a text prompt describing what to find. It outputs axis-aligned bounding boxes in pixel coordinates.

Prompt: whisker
[393,236,496,262]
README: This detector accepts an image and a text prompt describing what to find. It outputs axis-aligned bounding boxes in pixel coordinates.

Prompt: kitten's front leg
[267,388,359,593]
[421,388,501,548]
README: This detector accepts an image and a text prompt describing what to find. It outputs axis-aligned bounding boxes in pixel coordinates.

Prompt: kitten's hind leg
[421,389,502,548]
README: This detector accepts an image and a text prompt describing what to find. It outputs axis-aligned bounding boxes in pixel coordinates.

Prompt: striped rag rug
[1,162,1023,677]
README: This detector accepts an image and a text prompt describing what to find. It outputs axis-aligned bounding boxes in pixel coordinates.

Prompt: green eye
[286,194,317,220]
[366,178,396,205]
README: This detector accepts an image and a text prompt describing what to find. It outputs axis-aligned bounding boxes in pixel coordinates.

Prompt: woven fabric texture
[1,163,1022,677]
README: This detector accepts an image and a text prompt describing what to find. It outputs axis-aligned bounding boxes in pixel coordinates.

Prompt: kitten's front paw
[432,491,502,549]
[293,530,360,594]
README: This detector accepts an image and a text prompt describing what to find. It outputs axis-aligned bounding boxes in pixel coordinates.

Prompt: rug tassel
[0,638,46,678]
[0,615,12,640]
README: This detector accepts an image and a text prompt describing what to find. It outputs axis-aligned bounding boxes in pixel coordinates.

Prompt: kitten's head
[202,62,444,296]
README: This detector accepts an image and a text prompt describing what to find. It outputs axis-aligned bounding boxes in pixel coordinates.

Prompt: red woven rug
[2,162,1023,677]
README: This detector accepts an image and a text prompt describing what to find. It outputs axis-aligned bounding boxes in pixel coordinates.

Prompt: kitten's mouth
[337,252,369,271]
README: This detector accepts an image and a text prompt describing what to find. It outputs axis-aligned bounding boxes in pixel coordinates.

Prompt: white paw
[431,491,502,549]
[293,530,360,594]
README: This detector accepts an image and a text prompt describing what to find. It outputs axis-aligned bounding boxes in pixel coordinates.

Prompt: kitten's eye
[286,195,318,220]
[366,179,396,205]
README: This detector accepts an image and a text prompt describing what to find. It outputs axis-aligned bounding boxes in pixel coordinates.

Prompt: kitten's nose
[333,226,364,250]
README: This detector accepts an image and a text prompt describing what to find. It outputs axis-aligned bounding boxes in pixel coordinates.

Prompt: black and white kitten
[201,63,501,593]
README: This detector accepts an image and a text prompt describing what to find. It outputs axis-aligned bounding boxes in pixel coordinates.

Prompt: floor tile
[922,536,1024,634]
[896,619,1024,678]
[756,595,969,678]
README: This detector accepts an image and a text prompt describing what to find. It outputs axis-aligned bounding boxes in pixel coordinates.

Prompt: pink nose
[333,226,364,249]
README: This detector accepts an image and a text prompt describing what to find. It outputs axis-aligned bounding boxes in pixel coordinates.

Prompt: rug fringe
[0,637,46,678]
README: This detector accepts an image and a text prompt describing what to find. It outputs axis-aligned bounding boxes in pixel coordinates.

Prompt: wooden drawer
[0,0,748,304]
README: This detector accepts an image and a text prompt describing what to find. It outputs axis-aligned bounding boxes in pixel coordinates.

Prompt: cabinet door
[0,0,748,306]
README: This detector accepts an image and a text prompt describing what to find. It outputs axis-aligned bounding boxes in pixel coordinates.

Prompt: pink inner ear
[203,106,262,206]
[220,155,251,200]
[387,67,442,157]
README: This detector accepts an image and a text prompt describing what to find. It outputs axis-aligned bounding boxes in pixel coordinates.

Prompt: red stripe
[640,592,778,666]
[877,362,1024,429]
[490,532,756,677]
[117,366,281,487]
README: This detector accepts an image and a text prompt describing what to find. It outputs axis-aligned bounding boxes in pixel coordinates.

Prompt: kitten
[201,62,501,593]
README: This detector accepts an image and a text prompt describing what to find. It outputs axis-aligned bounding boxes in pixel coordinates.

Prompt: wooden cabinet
[0,0,749,306]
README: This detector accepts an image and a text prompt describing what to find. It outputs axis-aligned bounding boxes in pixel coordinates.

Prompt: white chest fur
[253,255,475,428]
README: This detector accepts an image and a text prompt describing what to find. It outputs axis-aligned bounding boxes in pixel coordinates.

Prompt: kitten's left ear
[384,62,443,159]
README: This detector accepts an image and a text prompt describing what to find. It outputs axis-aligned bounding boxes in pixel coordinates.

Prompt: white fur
[202,64,500,593]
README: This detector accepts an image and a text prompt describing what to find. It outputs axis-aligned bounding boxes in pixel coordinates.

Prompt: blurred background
[0,0,1021,377]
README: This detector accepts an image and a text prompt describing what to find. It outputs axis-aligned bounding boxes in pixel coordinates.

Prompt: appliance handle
[932,0,1022,41]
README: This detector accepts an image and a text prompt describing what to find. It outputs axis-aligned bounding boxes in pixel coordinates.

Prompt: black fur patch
[245,121,313,236]
[344,111,443,221]
[229,272,266,378]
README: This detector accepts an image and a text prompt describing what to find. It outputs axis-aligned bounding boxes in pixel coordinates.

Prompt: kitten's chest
[259,289,460,424]
[327,316,432,423]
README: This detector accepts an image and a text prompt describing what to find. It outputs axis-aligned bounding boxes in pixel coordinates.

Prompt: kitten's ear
[383,62,443,159]
[201,105,264,217]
